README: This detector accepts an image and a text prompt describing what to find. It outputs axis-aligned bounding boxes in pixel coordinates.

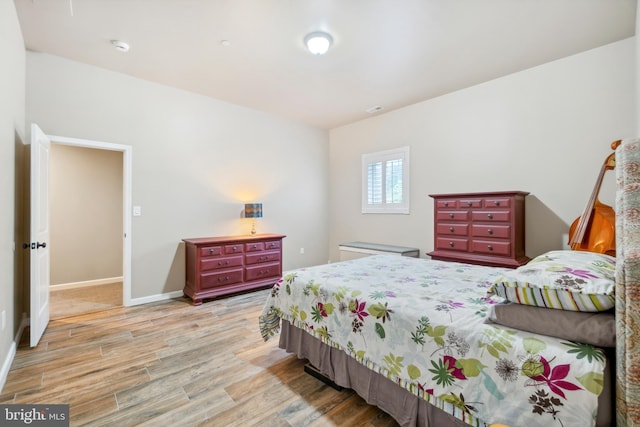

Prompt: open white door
[30,123,51,347]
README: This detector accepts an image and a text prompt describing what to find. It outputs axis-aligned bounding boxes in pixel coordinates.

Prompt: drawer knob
[253,244,258,249]
[444,202,449,207]
[494,201,500,206]
[449,213,454,218]
[449,227,454,232]
[448,241,454,247]
[487,229,493,235]
[487,213,493,219]
[232,246,237,251]
[487,245,493,251]
[466,201,472,206]
[209,249,215,254]
[218,275,230,282]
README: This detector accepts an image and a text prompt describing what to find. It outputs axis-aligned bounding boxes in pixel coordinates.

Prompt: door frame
[47,134,133,306]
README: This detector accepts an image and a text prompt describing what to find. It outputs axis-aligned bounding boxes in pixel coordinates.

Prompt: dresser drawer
[199,246,223,257]
[471,210,511,222]
[246,251,281,265]
[471,224,510,239]
[264,240,281,250]
[457,198,482,208]
[471,240,511,256]
[200,268,243,289]
[436,223,468,236]
[224,244,244,255]
[483,197,511,208]
[245,262,281,281]
[435,237,468,252]
[201,255,243,272]
[436,199,458,209]
[436,211,470,221]
[245,242,265,252]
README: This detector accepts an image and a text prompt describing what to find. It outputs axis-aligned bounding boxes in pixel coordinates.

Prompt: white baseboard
[51,276,123,291]
[127,290,185,307]
[0,342,16,394]
[0,313,28,393]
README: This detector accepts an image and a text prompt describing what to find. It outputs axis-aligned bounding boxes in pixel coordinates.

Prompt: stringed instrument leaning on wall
[568,140,621,257]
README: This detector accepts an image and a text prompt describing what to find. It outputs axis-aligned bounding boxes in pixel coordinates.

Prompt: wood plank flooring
[0,290,399,427]
[50,282,123,319]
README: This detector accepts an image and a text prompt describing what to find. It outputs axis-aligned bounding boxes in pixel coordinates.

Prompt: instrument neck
[569,157,612,248]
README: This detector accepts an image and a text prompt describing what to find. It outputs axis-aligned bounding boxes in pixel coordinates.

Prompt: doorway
[49,144,123,318]
[47,134,132,314]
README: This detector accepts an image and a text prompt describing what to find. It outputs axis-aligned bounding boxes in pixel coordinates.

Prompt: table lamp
[244,203,263,235]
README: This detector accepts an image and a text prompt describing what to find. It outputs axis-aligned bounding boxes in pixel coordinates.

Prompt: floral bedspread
[259,255,606,427]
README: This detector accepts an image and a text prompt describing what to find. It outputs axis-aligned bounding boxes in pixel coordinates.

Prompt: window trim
[361,146,410,214]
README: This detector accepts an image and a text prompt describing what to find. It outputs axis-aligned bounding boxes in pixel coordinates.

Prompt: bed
[259,139,640,427]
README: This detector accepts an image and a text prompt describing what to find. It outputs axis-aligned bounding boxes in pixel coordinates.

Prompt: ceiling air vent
[366,105,384,114]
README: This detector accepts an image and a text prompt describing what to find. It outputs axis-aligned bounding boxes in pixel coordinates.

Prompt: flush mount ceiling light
[110,40,130,52]
[304,31,333,55]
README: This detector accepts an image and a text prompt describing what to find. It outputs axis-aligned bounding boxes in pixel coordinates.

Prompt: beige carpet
[50,282,123,319]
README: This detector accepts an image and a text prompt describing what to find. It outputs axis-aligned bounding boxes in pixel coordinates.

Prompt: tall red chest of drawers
[427,191,529,268]
[183,234,285,305]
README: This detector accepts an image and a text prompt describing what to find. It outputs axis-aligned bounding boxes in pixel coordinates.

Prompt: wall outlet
[299,247,305,254]
[1,310,5,331]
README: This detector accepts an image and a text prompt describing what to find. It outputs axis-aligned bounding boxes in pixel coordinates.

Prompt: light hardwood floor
[50,282,123,319]
[1,290,399,426]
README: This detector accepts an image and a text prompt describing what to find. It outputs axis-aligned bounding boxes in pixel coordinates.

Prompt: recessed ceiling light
[110,40,130,52]
[220,40,231,47]
[366,105,384,114]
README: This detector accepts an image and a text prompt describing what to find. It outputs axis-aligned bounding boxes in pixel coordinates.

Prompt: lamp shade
[244,203,263,218]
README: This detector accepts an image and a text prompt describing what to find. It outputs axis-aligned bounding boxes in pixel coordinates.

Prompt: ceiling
[14,0,637,130]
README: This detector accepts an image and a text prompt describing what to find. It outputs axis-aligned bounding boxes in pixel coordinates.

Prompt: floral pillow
[487,250,616,312]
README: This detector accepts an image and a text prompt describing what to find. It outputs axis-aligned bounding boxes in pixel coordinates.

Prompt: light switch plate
[133,206,142,216]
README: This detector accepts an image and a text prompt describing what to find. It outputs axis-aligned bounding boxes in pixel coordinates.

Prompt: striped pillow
[487,250,615,312]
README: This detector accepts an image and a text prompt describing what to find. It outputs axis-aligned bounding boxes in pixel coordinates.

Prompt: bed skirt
[278,320,613,427]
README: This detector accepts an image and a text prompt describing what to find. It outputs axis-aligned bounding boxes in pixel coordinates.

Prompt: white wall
[26,52,329,300]
[0,0,25,387]
[329,38,636,262]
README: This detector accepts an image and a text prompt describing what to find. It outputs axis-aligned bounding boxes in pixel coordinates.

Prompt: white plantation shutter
[362,146,410,214]
[385,158,403,204]
[367,161,382,204]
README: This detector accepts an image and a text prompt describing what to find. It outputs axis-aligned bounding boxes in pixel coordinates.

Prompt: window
[361,146,410,214]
